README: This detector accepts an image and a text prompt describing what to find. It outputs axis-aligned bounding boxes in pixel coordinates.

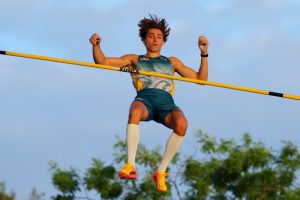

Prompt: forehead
[147,28,163,35]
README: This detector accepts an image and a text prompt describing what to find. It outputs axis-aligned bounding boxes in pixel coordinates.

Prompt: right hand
[198,35,209,55]
[89,33,101,46]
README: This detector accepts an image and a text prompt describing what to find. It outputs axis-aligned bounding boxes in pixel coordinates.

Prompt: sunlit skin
[89,28,208,136]
[143,28,165,57]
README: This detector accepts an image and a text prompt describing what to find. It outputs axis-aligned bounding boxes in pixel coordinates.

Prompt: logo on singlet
[135,97,144,102]
[140,57,149,61]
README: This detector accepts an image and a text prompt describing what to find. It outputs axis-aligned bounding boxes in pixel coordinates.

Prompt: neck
[145,51,160,58]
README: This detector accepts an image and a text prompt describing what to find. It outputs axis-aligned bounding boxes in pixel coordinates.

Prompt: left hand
[198,35,209,55]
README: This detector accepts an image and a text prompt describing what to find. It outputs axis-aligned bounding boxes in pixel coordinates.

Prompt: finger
[91,38,98,45]
[90,33,101,45]
[198,36,204,44]
[94,36,101,44]
[199,38,208,46]
[198,39,205,46]
[89,38,94,44]
[199,36,205,42]
[90,37,96,44]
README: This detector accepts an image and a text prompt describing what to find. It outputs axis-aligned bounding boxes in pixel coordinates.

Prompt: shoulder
[168,56,184,66]
[121,54,139,66]
[121,54,138,60]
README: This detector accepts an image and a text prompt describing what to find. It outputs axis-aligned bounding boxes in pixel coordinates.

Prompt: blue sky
[1,0,300,199]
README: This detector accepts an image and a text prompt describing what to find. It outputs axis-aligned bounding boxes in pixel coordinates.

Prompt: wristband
[201,54,208,57]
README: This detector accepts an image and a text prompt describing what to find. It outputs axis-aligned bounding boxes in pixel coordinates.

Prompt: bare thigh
[164,109,188,136]
[128,101,149,124]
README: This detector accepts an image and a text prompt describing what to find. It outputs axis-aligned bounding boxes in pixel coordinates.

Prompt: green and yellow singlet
[131,55,176,95]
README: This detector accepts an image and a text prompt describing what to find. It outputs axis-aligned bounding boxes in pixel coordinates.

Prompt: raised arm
[170,35,208,81]
[89,33,138,67]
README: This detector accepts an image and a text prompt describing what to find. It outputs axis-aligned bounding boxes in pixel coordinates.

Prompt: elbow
[198,75,208,85]
[94,58,107,65]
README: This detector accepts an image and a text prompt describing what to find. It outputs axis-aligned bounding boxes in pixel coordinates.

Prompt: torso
[131,55,176,95]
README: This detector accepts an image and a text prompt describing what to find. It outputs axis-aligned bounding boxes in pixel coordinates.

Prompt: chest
[136,56,174,75]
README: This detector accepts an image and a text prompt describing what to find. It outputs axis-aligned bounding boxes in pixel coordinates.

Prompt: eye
[157,34,163,39]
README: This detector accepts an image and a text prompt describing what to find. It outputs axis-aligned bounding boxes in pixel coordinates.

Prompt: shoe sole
[118,172,137,179]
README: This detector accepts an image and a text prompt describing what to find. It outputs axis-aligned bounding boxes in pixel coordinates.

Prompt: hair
[138,14,170,42]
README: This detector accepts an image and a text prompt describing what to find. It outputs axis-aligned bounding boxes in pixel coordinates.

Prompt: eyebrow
[148,32,163,36]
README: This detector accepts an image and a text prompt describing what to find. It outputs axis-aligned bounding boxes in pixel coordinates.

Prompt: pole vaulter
[1,50,299,101]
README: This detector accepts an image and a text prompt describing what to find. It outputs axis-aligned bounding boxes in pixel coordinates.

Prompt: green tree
[84,158,122,199]
[49,131,300,199]
[49,162,81,200]
[183,131,300,200]
[0,182,15,200]
[0,182,44,200]
[28,188,45,200]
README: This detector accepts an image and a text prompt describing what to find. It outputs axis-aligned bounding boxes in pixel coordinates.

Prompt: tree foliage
[0,182,44,200]
[28,188,45,200]
[49,162,81,200]
[0,182,15,200]
[49,131,300,199]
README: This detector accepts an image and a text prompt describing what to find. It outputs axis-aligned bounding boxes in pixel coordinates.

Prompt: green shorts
[134,88,180,125]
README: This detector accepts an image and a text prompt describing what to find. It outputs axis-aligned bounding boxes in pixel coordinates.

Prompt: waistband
[137,88,172,97]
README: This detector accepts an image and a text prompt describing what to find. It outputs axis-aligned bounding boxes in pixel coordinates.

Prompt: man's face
[143,28,165,52]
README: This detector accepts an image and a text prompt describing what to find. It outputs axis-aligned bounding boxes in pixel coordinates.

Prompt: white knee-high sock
[158,132,184,172]
[126,124,140,166]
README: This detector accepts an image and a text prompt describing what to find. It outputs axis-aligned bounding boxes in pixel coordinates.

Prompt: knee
[173,118,188,137]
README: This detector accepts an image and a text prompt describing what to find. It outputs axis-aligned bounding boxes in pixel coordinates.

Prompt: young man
[89,15,208,192]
